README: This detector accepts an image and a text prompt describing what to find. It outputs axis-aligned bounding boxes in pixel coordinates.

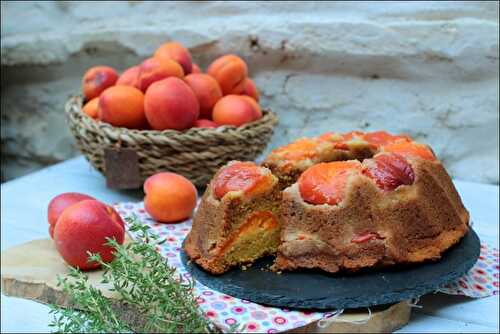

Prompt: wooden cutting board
[1,239,411,333]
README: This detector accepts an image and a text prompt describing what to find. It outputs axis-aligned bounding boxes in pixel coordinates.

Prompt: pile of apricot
[81,41,262,130]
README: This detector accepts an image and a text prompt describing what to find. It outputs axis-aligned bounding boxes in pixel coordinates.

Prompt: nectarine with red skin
[47,192,95,239]
[54,199,125,270]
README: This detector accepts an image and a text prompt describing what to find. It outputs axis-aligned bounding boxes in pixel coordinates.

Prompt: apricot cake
[184,131,469,274]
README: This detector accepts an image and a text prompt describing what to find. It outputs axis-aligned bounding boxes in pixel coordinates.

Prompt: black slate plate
[181,229,480,310]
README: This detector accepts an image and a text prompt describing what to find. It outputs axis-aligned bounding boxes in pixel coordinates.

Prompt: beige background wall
[1,1,498,183]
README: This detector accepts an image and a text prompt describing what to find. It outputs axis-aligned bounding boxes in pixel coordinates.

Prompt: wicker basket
[65,95,278,188]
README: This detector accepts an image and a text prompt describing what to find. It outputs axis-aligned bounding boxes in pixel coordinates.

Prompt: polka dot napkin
[114,202,499,333]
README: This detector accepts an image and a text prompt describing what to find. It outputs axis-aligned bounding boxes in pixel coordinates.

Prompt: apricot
[382,142,436,161]
[54,199,125,270]
[298,161,361,205]
[212,162,272,199]
[82,66,119,101]
[236,78,260,101]
[184,73,223,119]
[144,172,197,223]
[192,63,202,74]
[362,131,411,147]
[207,55,248,95]
[116,65,141,89]
[98,86,147,129]
[270,138,319,161]
[363,153,415,191]
[154,41,193,75]
[240,95,262,120]
[138,57,184,92]
[144,77,200,130]
[212,95,257,127]
[82,98,99,119]
[47,192,95,239]
[194,119,218,128]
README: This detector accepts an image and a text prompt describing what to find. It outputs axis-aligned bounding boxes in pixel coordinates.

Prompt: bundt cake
[184,131,470,275]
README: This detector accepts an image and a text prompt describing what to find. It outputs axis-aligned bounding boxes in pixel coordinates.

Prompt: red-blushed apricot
[212,95,256,127]
[235,78,260,101]
[194,119,218,128]
[207,54,248,95]
[184,73,223,119]
[47,192,95,239]
[82,98,99,119]
[82,66,118,101]
[54,199,125,270]
[363,153,415,191]
[98,86,147,129]
[192,63,202,74]
[382,142,436,161]
[154,41,193,75]
[362,131,411,147]
[144,77,200,130]
[116,65,141,89]
[240,95,262,120]
[144,172,197,223]
[138,57,184,92]
[212,162,273,199]
[298,161,361,205]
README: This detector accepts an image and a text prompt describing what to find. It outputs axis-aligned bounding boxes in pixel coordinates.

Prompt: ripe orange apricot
[194,119,218,128]
[363,153,415,191]
[144,77,200,130]
[235,78,260,101]
[98,86,147,129]
[82,98,99,119]
[184,73,223,119]
[116,65,141,89]
[82,66,118,101]
[154,41,193,75]
[382,142,436,161]
[207,54,248,95]
[298,161,361,205]
[138,57,184,92]
[144,172,197,223]
[192,63,202,74]
[240,96,262,120]
[212,162,272,199]
[54,199,125,270]
[47,192,95,239]
[212,95,256,127]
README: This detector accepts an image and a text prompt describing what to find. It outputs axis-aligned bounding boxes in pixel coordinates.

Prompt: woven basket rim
[65,95,278,137]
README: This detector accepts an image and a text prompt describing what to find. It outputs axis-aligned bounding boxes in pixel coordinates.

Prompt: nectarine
[184,73,222,119]
[47,192,95,239]
[144,77,200,130]
[98,86,147,129]
[144,172,197,223]
[82,66,118,101]
[54,199,125,270]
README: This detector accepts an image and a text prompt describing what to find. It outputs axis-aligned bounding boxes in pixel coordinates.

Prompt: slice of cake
[184,161,282,274]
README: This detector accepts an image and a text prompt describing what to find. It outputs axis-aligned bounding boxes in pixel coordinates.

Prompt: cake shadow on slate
[184,131,470,275]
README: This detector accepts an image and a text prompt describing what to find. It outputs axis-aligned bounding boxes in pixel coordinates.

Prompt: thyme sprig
[49,215,217,333]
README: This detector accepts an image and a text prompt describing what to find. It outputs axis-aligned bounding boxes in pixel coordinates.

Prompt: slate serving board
[181,229,480,310]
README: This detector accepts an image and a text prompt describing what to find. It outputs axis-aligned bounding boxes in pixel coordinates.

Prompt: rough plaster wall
[1,1,499,183]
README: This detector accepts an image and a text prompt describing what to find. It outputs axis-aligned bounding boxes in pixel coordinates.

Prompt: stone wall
[1,1,498,183]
